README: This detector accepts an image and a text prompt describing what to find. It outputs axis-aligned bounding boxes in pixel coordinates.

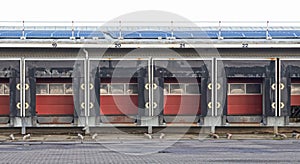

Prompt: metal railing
[1,20,300,30]
[1,21,300,40]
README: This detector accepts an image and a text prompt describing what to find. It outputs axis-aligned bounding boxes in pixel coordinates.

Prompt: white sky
[1,0,299,22]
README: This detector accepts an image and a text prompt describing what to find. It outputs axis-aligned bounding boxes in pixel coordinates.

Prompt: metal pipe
[19,59,23,118]
[278,58,281,117]
[148,58,152,116]
[218,21,222,38]
[275,58,278,117]
[83,48,89,133]
[21,57,26,134]
[21,57,25,117]
[72,21,74,38]
[266,21,269,39]
[151,58,154,117]
[212,58,216,116]
[171,21,174,38]
[119,21,122,39]
[22,21,25,38]
[87,58,90,118]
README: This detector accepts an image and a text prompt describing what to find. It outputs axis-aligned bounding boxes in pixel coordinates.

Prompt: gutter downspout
[83,48,90,134]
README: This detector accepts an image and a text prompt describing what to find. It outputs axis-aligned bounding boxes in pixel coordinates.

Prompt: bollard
[148,126,153,134]
[211,126,215,134]
[274,126,278,134]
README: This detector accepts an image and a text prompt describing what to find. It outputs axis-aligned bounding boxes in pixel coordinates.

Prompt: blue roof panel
[242,31,266,38]
[269,30,298,38]
[221,31,244,39]
[2,29,300,40]
[173,31,193,39]
[190,31,218,39]
[25,30,54,38]
[78,31,104,38]
[0,30,22,38]
[138,31,171,39]
[124,32,141,39]
[52,31,72,38]
[108,31,120,39]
